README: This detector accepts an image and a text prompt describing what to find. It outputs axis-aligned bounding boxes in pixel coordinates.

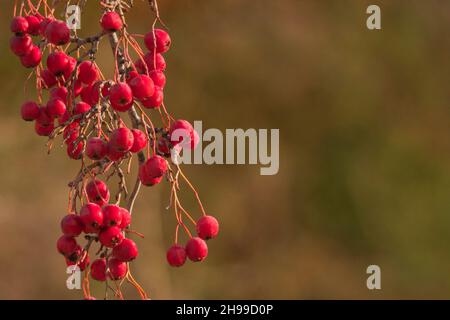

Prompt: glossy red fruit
[100,12,123,32]
[90,258,107,281]
[21,101,40,121]
[106,143,126,161]
[57,235,77,256]
[79,203,103,233]
[80,84,99,106]
[10,35,32,56]
[142,86,164,109]
[63,122,80,145]
[47,98,66,118]
[109,83,133,111]
[138,155,168,186]
[99,226,124,248]
[109,127,134,152]
[39,17,53,36]
[74,101,91,115]
[185,237,208,262]
[144,29,171,53]
[166,245,187,267]
[107,258,128,280]
[50,86,68,103]
[143,52,166,71]
[86,137,107,160]
[66,251,90,271]
[169,119,193,145]
[196,215,219,240]
[149,70,166,88]
[129,75,154,100]
[64,56,77,79]
[25,15,41,35]
[78,61,99,85]
[126,70,139,84]
[73,79,83,97]
[45,20,70,45]
[119,208,131,229]
[86,180,110,206]
[61,214,84,237]
[67,141,84,160]
[47,51,70,76]
[35,121,54,136]
[112,238,138,262]
[11,16,29,34]
[20,45,41,68]
[41,69,58,88]
[102,205,122,227]
[130,129,147,153]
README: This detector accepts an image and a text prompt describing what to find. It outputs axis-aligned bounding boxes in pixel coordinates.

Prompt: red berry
[63,56,77,79]
[129,75,154,100]
[86,180,110,206]
[149,70,166,88]
[20,101,40,121]
[61,214,84,237]
[157,136,171,157]
[196,215,219,240]
[25,15,41,36]
[73,79,83,97]
[166,245,187,267]
[47,51,70,76]
[74,101,91,115]
[46,98,66,118]
[20,45,41,68]
[90,258,107,281]
[102,204,122,227]
[119,208,131,229]
[50,86,68,103]
[143,52,166,71]
[86,137,107,160]
[169,119,193,145]
[66,247,90,271]
[142,86,164,109]
[144,29,171,53]
[99,226,124,248]
[63,122,80,145]
[185,237,208,262]
[79,203,103,233]
[35,121,54,136]
[11,16,29,34]
[78,61,99,85]
[112,238,138,262]
[109,83,133,111]
[108,258,128,280]
[100,12,123,32]
[45,20,70,45]
[106,143,126,161]
[41,69,58,88]
[109,127,134,153]
[10,35,32,56]
[80,84,99,106]
[57,235,78,256]
[67,141,84,160]
[130,129,147,153]
[126,70,139,84]
[138,155,168,186]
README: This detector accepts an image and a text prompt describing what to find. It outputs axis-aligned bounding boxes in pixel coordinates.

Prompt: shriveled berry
[79,203,103,233]
[100,12,123,32]
[166,245,187,267]
[45,20,70,45]
[47,51,70,76]
[61,214,84,237]
[109,127,134,152]
[11,16,29,34]
[10,35,32,56]
[108,258,128,280]
[157,136,171,157]
[57,235,77,256]
[20,101,40,121]
[109,83,133,111]
[130,129,147,153]
[86,137,107,160]
[47,98,66,118]
[112,238,138,262]
[20,45,41,68]
[78,61,99,85]
[86,180,110,206]
[99,226,124,248]
[90,258,107,281]
[185,237,208,262]
[119,208,131,229]
[144,29,171,53]
[142,86,164,109]
[196,215,219,240]
[102,204,122,227]
[129,75,154,100]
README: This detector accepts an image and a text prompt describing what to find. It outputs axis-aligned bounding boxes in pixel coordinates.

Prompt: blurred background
[1,0,450,299]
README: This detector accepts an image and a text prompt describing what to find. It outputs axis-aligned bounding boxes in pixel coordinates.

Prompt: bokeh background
[0,0,450,299]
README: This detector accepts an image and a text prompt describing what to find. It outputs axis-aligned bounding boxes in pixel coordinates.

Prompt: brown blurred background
[1,0,450,299]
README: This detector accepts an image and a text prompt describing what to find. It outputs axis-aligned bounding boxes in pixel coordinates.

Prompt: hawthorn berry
[119,208,131,229]
[10,35,32,56]
[112,238,138,262]
[20,101,40,121]
[166,245,187,267]
[79,202,103,233]
[109,82,133,111]
[107,258,128,280]
[78,61,99,85]
[67,141,84,160]
[61,214,84,237]
[144,29,171,53]
[73,101,91,115]
[66,251,90,271]
[109,127,134,153]
[39,17,53,36]
[50,87,68,103]
[86,137,107,160]
[47,98,67,118]
[126,70,139,84]
[196,215,219,240]
[143,52,166,71]
[34,121,54,136]
[45,20,70,45]
[86,180,110,206]
[41,69,58,88]
[90,258,107,281]
[185,237,208,262]
[149,70,166,88]
[102,204,122,227]
[10,16,29,34]
[130,129,147,153]
[47,51,70,76]
[64,56,77,79]
[57,235,78,256]
[138,155,168,186]
[129,75,155,100]
[100,12,123,32]
[20,45,41,68]
[25,15,41,36]
[142,86,164,109]
[106,143,127,161]
[99,226,124,248]
[63,122,80,145]
[157,137,171,157]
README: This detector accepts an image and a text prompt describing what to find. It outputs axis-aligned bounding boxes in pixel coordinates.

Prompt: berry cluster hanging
[10,0,219,300]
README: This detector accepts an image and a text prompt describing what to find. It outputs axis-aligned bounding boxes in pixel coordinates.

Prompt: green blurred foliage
[0,0,449,299]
